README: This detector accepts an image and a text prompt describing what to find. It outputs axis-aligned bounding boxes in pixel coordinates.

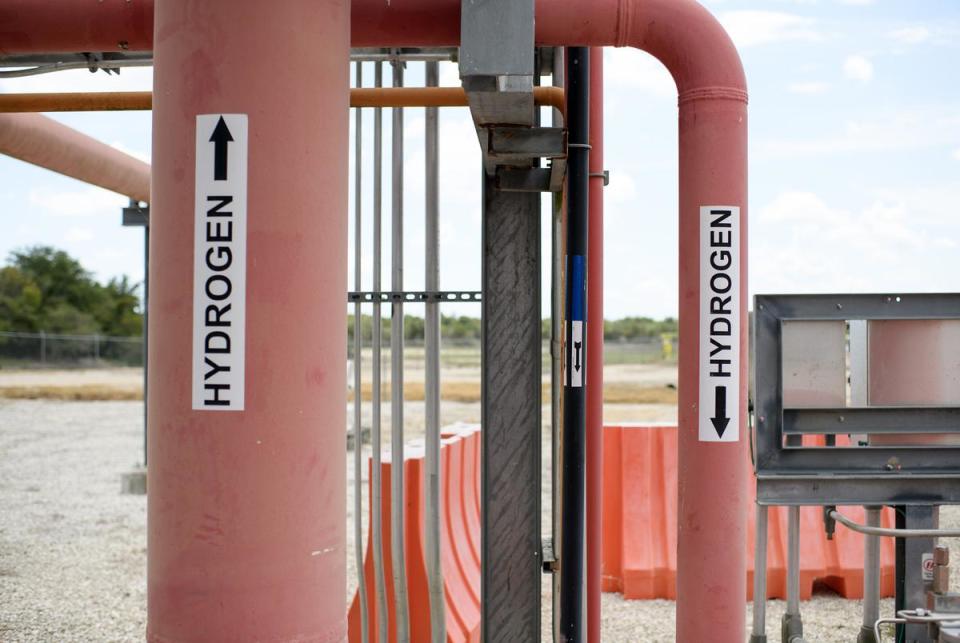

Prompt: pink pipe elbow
[0,1,747,641]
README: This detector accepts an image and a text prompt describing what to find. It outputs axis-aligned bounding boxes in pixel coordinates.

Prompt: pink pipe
[5,1,746,640]
[586,47,604,643]
[147,0,349,641]
[0,0,153,55]
[0,113,150,201]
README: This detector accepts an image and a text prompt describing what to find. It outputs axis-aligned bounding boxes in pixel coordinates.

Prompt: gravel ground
[0,400,146,642]
[3,398,959,642]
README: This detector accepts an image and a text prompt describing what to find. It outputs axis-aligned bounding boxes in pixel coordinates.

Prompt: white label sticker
[569,320,584,388]
[922,553,935,582]
[192,114,248,411]
[698,206,740,442]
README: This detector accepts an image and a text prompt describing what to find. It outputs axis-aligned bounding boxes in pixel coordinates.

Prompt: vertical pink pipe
[675,90,748,643]
[586,46,605,643]
[147,0,349,641]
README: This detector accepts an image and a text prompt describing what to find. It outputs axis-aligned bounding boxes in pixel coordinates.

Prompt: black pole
[560,46,589,643]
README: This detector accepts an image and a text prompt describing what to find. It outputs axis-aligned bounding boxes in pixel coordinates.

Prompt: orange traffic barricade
[601,424,896,600]
[348,424,482,643]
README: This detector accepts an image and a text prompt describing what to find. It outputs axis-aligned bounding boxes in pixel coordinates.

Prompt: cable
[830,509,960,538]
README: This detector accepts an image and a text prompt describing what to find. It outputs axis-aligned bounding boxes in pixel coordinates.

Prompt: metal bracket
[589,170,610,186]
[347,290,481,303]
[122,204,149,227]
[486,126,566,165]
[541,537,557,573]
[496,158,566,193]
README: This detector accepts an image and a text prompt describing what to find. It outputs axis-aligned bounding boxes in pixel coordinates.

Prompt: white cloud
[752,189,960,296]
[837,0,874,5]
[953,148,960,161]
[718,11,822,48]
[758,106,960,159]
[606,171,637,205]
[843,55,874,82]
[787,81,829,94]
[604,48,675,98]
[889,26,931,45]
[29,186,126,217]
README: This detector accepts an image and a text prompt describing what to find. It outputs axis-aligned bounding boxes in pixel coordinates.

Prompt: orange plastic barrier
[348,424,482,643]
[601,424,896,600]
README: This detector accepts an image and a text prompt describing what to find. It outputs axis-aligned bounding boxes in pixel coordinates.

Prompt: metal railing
[351,55,464,643]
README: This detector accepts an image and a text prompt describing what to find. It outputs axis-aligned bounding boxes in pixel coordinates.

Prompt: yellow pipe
[0,87,566,115]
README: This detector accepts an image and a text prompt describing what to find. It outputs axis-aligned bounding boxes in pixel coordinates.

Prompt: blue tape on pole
[569,254,585,322]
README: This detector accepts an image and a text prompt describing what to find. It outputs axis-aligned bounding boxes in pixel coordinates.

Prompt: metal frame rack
[752,293,960,643]
[348,32,570,641]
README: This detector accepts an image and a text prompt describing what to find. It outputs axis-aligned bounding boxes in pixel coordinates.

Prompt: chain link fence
[0,331,144,367]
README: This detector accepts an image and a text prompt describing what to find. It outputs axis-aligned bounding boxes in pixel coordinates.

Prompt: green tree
[0,246,143,336]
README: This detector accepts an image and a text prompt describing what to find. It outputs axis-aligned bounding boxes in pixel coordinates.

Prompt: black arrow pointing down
[573,341,582,372]
[711,385,730,438]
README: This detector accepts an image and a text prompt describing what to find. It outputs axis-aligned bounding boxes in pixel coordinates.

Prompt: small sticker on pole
[698,206,740,442]
[567,254,586,388]
[192,114,248,411]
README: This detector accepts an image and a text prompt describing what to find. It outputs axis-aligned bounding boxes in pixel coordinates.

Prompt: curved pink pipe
[4,0,747,640]
[0,113,150,201]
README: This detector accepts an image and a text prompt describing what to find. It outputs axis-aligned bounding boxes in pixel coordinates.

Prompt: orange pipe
[0,87,565,115]
[0,112,150,201]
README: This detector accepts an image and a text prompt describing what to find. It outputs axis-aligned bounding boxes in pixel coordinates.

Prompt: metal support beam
[481,178,541,643]
[460,0,534,127]
[121,202,149,466]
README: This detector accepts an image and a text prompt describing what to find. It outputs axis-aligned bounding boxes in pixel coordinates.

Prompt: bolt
[836,303,843,310]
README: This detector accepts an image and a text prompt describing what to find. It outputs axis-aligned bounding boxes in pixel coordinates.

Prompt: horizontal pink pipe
[1,0,745,92]
[0,0,154,55]
[0,112,150,201]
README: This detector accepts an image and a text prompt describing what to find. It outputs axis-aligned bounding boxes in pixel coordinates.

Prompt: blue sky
[1,0,958,322]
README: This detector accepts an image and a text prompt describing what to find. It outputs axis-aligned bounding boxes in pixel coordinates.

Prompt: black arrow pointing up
[711,385,730,438]
[573,341,582,372]
[210,116,233,181]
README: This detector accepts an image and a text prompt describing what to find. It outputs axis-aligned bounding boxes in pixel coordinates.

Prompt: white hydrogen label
[192,114,248,411]
[698,206,740,442]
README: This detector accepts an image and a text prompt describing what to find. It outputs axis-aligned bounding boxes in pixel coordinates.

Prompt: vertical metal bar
[143,220,149,466]
[40,329,45,364]
[560,46,589,643]
[423,60,446,643]
[783,505,804,642]
[389,57,410,643]
[352,61,370,643]
[859,506,881,643]
[371,61,389,643]
[751,503,769,643]
[481,175,542,643]
[551,47,565,642]
[787,506,800,615]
